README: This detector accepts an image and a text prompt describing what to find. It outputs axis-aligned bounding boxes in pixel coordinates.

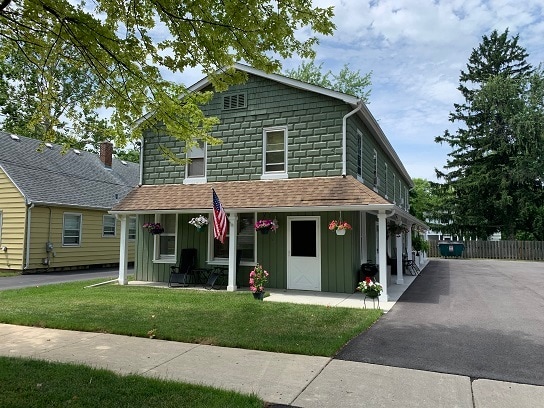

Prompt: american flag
[212,189,227,244]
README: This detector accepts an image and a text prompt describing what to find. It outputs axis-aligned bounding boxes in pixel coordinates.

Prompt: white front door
[287,216,321,291]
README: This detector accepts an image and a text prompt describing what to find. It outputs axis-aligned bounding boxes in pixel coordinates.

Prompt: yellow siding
[0,168,26,271]
[28,207,135,270]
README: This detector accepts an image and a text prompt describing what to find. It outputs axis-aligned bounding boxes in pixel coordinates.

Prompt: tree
[284,59,372,102]
[435,29,544,239]
[0,0,335,150]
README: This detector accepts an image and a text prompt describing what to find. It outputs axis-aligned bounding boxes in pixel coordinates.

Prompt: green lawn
[0,271,20,277]
[0,357,262,408]
[0,279,382,406]
[0,279,382,356]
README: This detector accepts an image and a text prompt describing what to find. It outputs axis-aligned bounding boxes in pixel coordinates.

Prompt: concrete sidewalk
[1,323,542,407]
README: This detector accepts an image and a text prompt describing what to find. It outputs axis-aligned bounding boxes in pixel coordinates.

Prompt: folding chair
[204,250,241,290]
[168,248,197,287]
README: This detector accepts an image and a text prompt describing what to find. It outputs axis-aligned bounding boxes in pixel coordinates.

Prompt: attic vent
[73,149,81,155]
[45,143,53,149]
[223,93,246,110]
[10,134,20,141]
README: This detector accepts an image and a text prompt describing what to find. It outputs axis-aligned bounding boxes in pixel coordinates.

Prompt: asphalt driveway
[0,267,126,291]
[336,258,544,386]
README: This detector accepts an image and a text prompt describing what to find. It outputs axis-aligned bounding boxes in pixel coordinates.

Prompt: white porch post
[360,211,368,264]
[396,234,404,285]
[118,214,129,285]
[377,211,388,301]
[406,224,413,259]
[227,212,238,292]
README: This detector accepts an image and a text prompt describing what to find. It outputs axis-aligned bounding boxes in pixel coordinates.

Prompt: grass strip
[0,356,262,408]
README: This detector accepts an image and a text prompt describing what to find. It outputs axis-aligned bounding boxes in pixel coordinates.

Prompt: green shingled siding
[142,74,347,184]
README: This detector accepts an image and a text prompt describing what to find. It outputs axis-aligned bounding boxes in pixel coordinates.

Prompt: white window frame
[208,212,257,266]
[384,163,389,199]
[0,210,3,244]
[128,216,137,240]
[373,149,379,190]
[184,141,207,184]
[261,126,288,180]
[357,130,363,180]
[399,179,402,206]
[153,214,178,263]
[393,174,397,204]
[102,215,116,237]
[63,213,82,247]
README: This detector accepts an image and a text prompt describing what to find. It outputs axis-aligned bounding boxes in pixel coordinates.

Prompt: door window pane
[291,220,316,257]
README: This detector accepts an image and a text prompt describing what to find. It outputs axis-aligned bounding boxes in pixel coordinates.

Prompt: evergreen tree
[435,29,543,239]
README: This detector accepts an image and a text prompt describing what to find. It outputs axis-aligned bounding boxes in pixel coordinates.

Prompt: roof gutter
[342,102,363,176]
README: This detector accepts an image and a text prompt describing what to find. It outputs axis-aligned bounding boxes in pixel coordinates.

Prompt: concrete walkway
[1,323,542,407]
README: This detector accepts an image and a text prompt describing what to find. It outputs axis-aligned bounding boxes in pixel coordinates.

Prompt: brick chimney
[100,141,113,168]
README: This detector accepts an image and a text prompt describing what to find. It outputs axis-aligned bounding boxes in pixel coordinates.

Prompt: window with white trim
[399,179,402,206]
[373,149,379,189]
[262,127,287,178]
[102,215,116,237]
[357,130,363,177]
[212,212,255,264]
[154,214,177,261]
[184,141,206,183]
[128,216,137,240]
[63,213,82,246]
[393,174,397,203]
[384,163,389,198]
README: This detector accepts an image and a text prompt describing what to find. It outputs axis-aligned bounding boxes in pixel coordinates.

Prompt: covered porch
[111,176,428,302]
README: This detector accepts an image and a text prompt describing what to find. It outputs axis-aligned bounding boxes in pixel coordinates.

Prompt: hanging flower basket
[328,220,352,236]
[387,222,408,237]
[255,219,278,234]
[189,215,209,231]
[142,222,164,235]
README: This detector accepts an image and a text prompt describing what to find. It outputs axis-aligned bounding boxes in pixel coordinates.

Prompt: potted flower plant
[387,222,408,237]
[357,277,383,298]
[189,215,209,231]
[328,220,352,236]
[249,263,269,300]
[142,222,164,235]
[254,219,278,234]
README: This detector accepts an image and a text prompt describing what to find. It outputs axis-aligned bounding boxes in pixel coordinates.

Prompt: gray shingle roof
[0,131,139,210]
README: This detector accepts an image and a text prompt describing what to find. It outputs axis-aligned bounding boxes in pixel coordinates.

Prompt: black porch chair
[168,248,197,287]
[204,250,242,290]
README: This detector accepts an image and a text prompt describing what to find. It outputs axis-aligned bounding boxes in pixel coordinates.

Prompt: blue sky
[173,0,544,181]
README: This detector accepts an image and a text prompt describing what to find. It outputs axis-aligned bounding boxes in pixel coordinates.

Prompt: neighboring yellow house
[0,131,139,273]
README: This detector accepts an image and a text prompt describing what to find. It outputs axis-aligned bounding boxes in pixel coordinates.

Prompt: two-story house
[111,64,426,300]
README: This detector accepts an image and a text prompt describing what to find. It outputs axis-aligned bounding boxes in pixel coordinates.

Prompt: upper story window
[154,214,177,262]
[357,130,363,178]
[398,179,402,206]
[128,216,137,240]
[63,213,82,246]
[373,150,379,189]
[184,141,206,184]
[393,174,397,203]
[404,186,409,210]
[384,163,389,198]
[261,127,288,179]
[223,93,246,110]
[102,215,116,237]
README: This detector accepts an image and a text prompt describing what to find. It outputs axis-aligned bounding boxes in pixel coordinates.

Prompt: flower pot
[196,225,207,232]
[253,291,265,301]
[336,229,346,236]
[151,228,164,235]
[259,227,271,235]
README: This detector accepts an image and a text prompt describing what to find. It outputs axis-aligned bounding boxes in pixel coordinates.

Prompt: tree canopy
[285,59,372,102]
[435,29,544,240]
[0,0,335,148]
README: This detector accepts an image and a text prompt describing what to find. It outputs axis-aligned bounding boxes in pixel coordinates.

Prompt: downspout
[24,202,34,270]
[139,136,144,185]
[342,101,363,176]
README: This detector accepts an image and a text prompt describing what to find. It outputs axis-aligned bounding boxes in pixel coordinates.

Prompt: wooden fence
[427,239,544,261]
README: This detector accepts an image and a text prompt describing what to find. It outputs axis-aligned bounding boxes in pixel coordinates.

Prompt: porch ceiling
[111,175,392,213]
